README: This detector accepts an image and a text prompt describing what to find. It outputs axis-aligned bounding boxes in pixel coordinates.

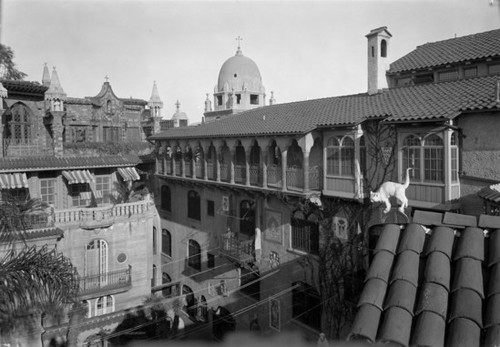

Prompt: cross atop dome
[235,36,243,55]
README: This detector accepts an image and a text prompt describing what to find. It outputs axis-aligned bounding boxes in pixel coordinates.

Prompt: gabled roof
[150,75,500,141]
[389,28,500,73]
[0,155,141,173]
[349,211,500,347]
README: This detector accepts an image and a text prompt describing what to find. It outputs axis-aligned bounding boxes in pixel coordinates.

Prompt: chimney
[366,27,392,95]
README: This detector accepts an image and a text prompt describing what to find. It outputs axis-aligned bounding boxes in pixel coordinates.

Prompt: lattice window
[8,103,32,144]
[326,136,354,177]
[40,178,56,205]
[95,175,111,204]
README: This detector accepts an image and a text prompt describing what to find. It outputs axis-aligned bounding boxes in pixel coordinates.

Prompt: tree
[0,195,79,346]
[0,43,27,80]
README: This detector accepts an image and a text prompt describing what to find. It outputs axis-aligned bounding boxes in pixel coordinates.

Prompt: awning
[62,170,94,184]
[0,173,28,189]
[117,167,140,181]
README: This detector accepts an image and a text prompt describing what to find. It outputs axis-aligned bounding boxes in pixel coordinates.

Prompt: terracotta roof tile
[447,317,482,347]
[451,258,484,298]
[379,306,413,346]
[149,76,500,140]
[390,250,420,287]
[488,263,500,297]
[485,325,500,347]
[374,224,401,255]
[396,223,425,254]
[411,311,446,347]
[349,214,500,346]
[485,294,500,328]
[389,29,500,73]
[423,251,451,290]
[453,227,485,261]
[358,278,387,310]
[365,250,394,283]
[424,226,455,259]
[348,304,381,343]
[0,155,141,172]
[415,282,448,319]
[383,279,417,313]
[489,230,500,267]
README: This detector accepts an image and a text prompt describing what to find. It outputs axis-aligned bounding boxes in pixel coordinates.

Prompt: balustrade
[219,235,254,263]
[220,164,230,182]
[249,165,262,186]
[207,162,216,180]
[79,267,131,296]
[174,161,182,176]
[234,165,246,184]
[267,165,282,188]
[286,166,304,191]
[184,162,192,177]
[166,160,172,175]
[195,162,204,179]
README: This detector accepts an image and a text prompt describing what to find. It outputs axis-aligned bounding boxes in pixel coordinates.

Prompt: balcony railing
[53,200,153,226]
[79,267,132,296]
[309,166,322,191]
[195,162,204,179]
[166,160,172,175]
[249,165,262,186]
[207,162,216,181]
[22,212,55,230]
[174,161,182,176]
[287,166,304,191]
[234,165,246,184]
[185,162,192,177]
[219,235,254,263]
[267,165,282,188]
[220,164,230,182]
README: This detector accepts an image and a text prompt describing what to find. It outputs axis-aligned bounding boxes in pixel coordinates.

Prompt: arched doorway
[182,285,196,318]
[239,200,255,240]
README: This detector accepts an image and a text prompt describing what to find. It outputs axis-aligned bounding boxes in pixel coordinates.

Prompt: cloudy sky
[3,0,500,124]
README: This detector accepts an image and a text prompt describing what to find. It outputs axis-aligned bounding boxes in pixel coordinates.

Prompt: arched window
[83,300,91,318]
[95,295,114,316]
[451,132,459,182]
[326,136,354,177]
[106,100,112,113]
[162,229,172,257]
[188,239,201,270]
[424,134,444,182]
[8,103,32,144]
[161,185,171,211]
[85,240,108,281]
[187,190,201,220]
[402,134,444,183]
[381,39,387,57]
[402,135,421,180]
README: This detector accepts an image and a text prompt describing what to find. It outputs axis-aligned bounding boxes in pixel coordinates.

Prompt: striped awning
[117,167,140,181]
[62,170,94,184]
[0,173,29,189]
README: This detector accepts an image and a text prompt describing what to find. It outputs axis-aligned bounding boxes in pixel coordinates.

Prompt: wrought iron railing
[234,165,246,184]
[286,166,304,191]
[166,160,172,175]
[219,235,254,263]
[174,161,182,176]
[195,162,204,179]
[207,162,216,181]
[249,165,262,186]
[220,164,230,182]
[184,162,192,177]
[79,267,131,296]
[267,165,282,188]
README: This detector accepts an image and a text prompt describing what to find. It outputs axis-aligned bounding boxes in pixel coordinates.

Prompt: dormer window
[381,39,387,58]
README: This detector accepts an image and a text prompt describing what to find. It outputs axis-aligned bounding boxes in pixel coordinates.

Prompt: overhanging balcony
[79,266,132,299]
[219,235,254,264]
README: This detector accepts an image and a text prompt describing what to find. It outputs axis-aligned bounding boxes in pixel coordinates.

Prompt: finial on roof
[105,75,109,83]
[235,35,243,55]
[175,100,181,110]
[42,63,51,87]
[269,91,276,105]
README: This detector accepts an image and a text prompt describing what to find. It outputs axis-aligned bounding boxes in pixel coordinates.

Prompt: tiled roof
[479,183,500,203]
[121,98,147,106]
[0,155,141,173]
[349,211,500,347]
[66,97,93,105]
[1,80,48,95]
[150,75,500,141]
[389,29,500,73]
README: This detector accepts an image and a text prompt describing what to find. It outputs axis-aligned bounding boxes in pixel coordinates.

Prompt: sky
[3,0,500,125]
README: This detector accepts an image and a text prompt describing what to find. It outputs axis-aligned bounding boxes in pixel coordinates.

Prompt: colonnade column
[303,150,310,192]
[230,149,236,185]
[281,150,288,191]
[245,151,251,186]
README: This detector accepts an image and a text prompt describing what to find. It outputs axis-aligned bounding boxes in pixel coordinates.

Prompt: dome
[171,100,188,120]
[217,48,263,93]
